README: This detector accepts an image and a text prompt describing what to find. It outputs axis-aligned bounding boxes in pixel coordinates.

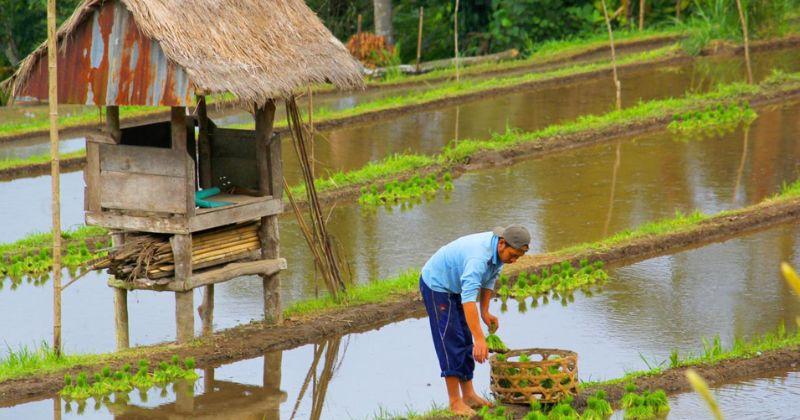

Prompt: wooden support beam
[111,232,129,350]
[84,142,100,212]
[260,216,282,324]
[175,291,194,344]
[254,101,276,197]
[106,106,121,143]
[201,284,214,337]
[197,96,213,189]
[171,107,187,152]
[172,233,194,343]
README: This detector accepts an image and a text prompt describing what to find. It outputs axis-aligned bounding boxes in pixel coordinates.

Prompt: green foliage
[488,0,597,55]
[357,173,452,208]
[0,149,86,172]
[668,102,757,139]
[60,356,198,401]
[681,0,794,55]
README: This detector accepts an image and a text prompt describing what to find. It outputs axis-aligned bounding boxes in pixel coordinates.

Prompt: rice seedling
[582,391,614,420]
[487,333,509,353]
[502,261,609,300]
[621,389,669,419]
[358,172,453,208]
[60,356,198,401]
[668,102,757,140]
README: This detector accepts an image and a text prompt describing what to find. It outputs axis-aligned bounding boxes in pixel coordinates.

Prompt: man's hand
[473,336,488,363]
[482,311,499,333]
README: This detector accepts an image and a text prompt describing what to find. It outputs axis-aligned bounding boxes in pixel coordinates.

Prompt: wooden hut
[5,0,363,347]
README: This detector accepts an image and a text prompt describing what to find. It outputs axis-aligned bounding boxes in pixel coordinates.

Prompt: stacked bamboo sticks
[284,97,348,299]
[95,223,260,281]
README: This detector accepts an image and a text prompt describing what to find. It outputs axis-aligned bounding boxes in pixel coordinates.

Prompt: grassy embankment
[1,70,797,284]
[0,27,682,141]
[0,44,678,175]
[1,178,799,384]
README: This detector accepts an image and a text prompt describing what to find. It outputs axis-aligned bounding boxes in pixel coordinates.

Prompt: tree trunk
[373,0,393,45]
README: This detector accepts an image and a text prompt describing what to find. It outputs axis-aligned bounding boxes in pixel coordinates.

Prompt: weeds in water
[60,356,198,401]
[668,102,757,140]
[358,173,453,208]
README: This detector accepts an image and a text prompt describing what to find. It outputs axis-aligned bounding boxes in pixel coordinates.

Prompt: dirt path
[2,193,799,406]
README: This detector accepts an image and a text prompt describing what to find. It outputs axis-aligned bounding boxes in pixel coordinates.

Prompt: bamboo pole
[416,7,424,73]
[454,0,460,82]
[307,86,314,178]
[735,0,753,84]
[639,0,645,31]
[676,0,681,20]
[47,0,62,356]
[601,0,622,111]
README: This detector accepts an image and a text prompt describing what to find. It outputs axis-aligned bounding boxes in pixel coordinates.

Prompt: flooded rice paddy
[2,222,800,418]
[0,99,799,355]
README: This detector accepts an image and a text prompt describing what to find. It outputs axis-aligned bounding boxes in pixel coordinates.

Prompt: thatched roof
[5,0,364,106]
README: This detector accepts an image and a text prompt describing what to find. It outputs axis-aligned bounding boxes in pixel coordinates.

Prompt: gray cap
[492,224,531,250]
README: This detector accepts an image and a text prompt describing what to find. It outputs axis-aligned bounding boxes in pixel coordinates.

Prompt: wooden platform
[87,195,282,234]
[108,258,287,292]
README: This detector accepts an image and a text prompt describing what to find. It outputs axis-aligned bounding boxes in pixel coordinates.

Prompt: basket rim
[489,348,578,361]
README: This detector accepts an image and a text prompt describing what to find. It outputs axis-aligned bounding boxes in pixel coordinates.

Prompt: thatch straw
[4,0,364,106]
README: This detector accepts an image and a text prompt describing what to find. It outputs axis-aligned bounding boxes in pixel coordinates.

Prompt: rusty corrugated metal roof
[17,0,191,106]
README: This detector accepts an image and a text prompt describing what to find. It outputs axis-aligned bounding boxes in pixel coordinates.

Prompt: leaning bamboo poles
[285,97,347,299]
[96,223,261,281]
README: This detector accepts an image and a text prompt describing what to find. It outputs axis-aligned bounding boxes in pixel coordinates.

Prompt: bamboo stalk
[735,0,753,84]
[601,0,622,111]
[639,0,645,31]
[416,7,424,73]
[47,0,62,356]
[454,0,460,82]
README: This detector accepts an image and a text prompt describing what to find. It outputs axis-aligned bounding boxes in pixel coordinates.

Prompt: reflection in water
[603,140,622,236]
[665,369,800,420]
[733,124,751,204]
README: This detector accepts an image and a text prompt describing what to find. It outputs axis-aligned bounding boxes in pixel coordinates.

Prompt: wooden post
[172,234,194,343]
[639,0,645,31]
[171,107,187,151]
[47,0,62,356]
[203,367,215,392]
[735,0,753,84]
[676,0,681,20]
[255,101,282,324]
[454,0,460,82]
[263,351,282,419]
[357,14,362,36]
[200,284,214,337]
[197,96,212,189]
[601,0,622,111]
[416,7,424,73]
[111,232,130,350]
[106,106,121,142]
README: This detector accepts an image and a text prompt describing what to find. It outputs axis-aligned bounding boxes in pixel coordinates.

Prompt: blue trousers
[420,277,475,381]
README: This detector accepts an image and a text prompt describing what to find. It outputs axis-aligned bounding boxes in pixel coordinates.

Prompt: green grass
[583,323,800,389]
[0,149,86,172]
[283,268,421,318]
[0,342,101,382]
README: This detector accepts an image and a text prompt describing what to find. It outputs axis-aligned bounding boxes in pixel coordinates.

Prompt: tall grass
[0,342,98,382]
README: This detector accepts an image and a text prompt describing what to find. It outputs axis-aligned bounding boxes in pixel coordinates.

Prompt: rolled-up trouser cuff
[441,370,474,382]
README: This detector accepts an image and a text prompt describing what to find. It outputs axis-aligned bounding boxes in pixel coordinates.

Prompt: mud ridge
[2,194,800,405]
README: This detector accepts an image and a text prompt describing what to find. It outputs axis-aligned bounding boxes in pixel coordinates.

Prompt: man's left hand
[482,312,499,332]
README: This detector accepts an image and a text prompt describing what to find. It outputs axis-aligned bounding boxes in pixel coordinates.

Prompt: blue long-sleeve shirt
[420,231,503,302]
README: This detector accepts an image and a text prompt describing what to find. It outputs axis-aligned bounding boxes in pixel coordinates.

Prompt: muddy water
[1,100,799,356]
[2,223,800,418]
[665,369,800,420]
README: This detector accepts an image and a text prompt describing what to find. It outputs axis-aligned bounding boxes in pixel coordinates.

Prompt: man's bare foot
[449,399,477,417]
[462,393,493,409]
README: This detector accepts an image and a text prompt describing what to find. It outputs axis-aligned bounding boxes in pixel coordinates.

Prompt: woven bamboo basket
[489,348,578,405]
